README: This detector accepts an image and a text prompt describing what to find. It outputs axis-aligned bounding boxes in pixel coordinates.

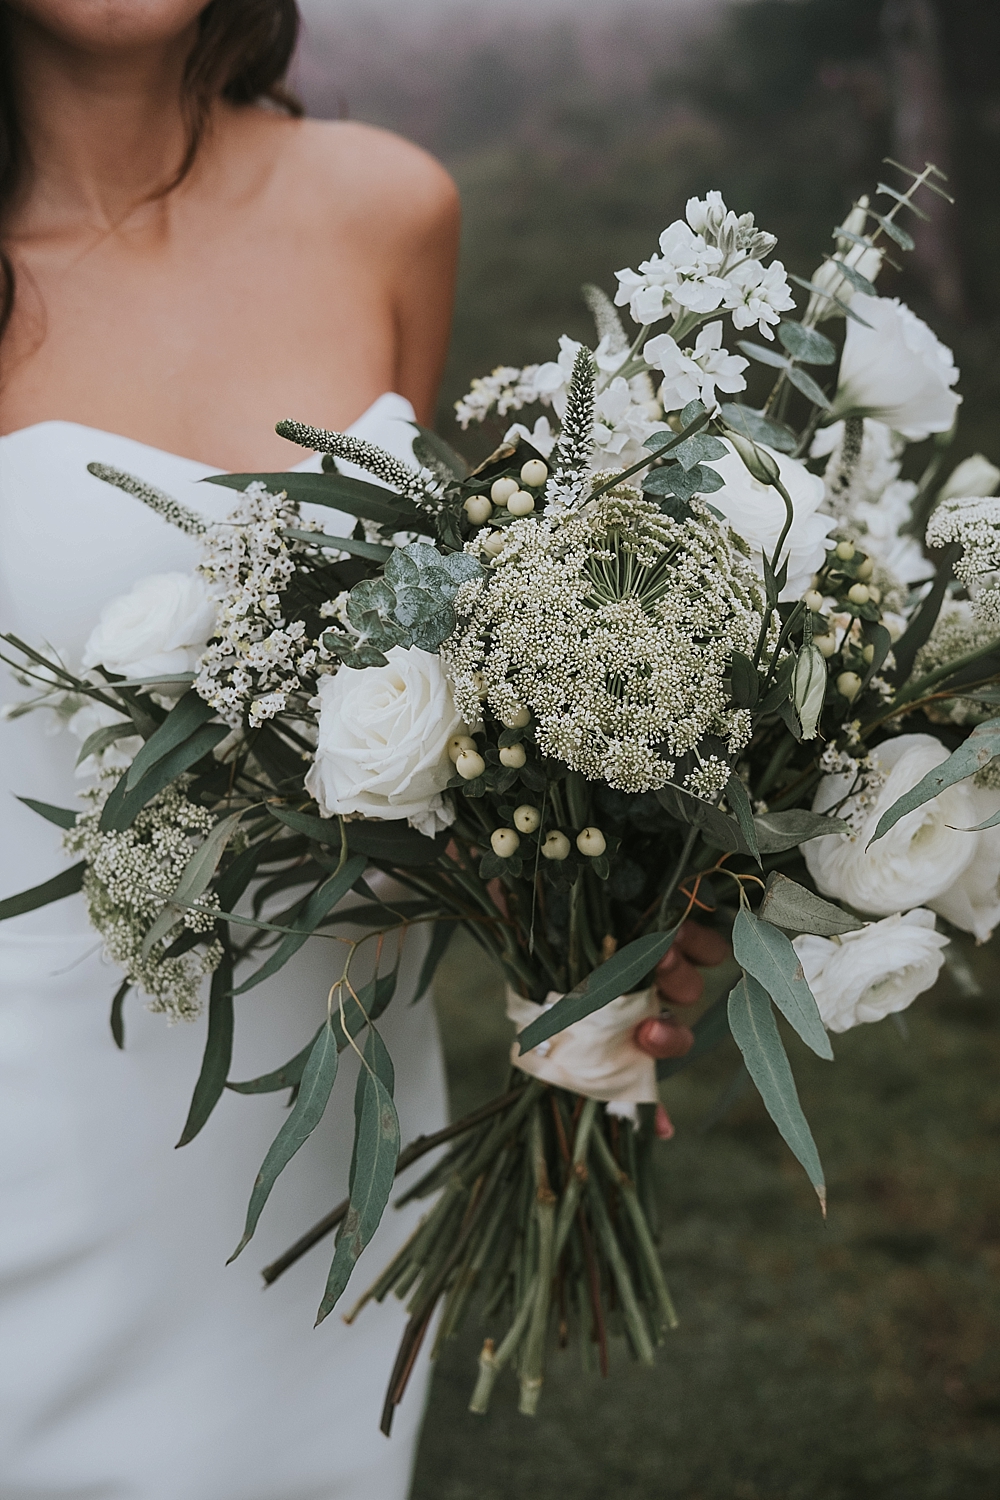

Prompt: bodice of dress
[0,392,419,930]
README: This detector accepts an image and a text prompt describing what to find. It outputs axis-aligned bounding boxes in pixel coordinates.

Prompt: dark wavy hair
[0,0,302,342]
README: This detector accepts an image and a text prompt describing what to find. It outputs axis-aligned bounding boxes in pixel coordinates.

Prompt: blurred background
[293,4,1000,1496]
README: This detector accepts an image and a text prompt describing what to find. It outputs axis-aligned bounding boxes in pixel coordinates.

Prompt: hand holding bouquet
[4,160,999,1429]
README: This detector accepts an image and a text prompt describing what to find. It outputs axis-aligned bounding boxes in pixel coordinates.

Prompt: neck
[5,12,203,233]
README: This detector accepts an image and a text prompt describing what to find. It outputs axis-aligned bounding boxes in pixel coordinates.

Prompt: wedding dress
[0,394,447,1500]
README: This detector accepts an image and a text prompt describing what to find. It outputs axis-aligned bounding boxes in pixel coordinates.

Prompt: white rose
[831,296,961,441]
[704,440,835,601]
[82,572,216,682]
[804,733,977,914]
[929,783,1000,942]
[793,909,949,1033]
[305,647,462,838]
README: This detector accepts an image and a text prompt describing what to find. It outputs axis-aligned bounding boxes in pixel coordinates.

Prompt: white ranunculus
[832,296,961,440]
[793,909,949,1033]
[305,647,462,837]
[804,733,977,914]
[704,440,835,601]
[82,572,216,682]
[930,783,1000,942]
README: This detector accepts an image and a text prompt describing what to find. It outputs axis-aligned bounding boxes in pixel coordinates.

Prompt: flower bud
[463,495,493,525]
[513,804,541,833]
[506,490,535,517]
[490,477,519,506]
[490,827,520,858]
[448,733,478,763]
[847,582,869,605]
[520,459,549,487]
[456,749,486,780]
[576,826,607,857]
[725,432,781,486]
[837,671,862,702]
[502,704,531,728]
[481,532,507,558]
[541,830,571,861]
[499,743,527,768]
[793,643,827,740]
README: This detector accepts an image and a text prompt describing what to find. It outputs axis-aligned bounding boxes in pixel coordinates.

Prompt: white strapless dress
[0,395,447,1499]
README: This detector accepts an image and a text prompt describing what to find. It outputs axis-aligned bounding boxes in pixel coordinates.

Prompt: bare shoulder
[277,118,458,234]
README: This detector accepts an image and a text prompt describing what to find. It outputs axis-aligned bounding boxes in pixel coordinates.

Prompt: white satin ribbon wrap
[506,986,660,1111]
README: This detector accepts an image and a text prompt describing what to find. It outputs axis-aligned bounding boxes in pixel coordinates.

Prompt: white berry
[490,477,519,506]
[520,459,548,487]
[463,496,493,525]
[502,705,531,728]
[490,828,520,858]
[455,749,486,780]
[513,804,541,833]
[541,830,571,861]
[506,490,535,517]
[499,743,526,768]
[576,827,606,857]
[448,734,478,763]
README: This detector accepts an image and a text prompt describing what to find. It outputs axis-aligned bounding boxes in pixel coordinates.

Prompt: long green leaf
[282,528,393,562]
[0,861,86,921]
[141,809,246,959]
[99,723,230,832]
[229,1021,340,1260]
[233,855,368,994]
[124,689,215,791]
[176,942,234,1147]
[75,722,136,767]
[267,804,446,866]
[727,972,825,1208]
[732,909,833,1060]
[16,796,78,830]
[725,774,760,865]
[655,784,753,855]
[110,979,130,1050]
[759,872,863,936]
[204,470,408,526]
[315,1027,400,1323]
[871,718,1000,845]
[890,543,958,684]
[518,928,677,1055]
[411,920,455,1004]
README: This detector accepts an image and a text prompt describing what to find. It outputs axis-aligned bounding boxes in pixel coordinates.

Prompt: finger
[655,955,703,1006]
[634,1016,695,1059]
[674,920,731,968]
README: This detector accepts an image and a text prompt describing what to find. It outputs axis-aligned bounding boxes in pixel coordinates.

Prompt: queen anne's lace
[926,496,1000,628]
[65,781,222,1021]
[444,496,771,794]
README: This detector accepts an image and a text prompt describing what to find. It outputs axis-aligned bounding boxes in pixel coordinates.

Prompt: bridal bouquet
[5,160,1000,1429]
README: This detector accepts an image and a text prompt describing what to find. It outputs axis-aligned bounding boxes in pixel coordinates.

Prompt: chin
[3,0,207,51]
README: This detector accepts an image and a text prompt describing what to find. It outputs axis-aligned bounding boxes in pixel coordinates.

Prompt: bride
[0,2,460,1496]
[0,2,727,1493]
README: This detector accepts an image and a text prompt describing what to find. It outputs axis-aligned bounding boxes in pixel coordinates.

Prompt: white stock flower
[643,321,748,413]
[804,733,977,914]
[722,259,795,339]
[793,910,948,1033]
[504,414,557,458]
[305,647,461,838]
[591,376,659,463]
[614,221,726,325]
[705,441,834,601]
[832,297,961,440]
[82,572,216,682]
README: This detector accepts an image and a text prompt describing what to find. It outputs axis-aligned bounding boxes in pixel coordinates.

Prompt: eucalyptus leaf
[871,718,1000,844]
[759,872,863,936]
[204,470,408,526]
[283,528,393,562]
[99,723,230,833]
[669,433,729,471]
[176,943,234,1147]
[16,796,78,830]
[732,909,833,1060]
[753,809,849,853]
[788,275,874,327]
[786,365,833,411]
[124,689,215,792]
[725,774,760,865]
[718,403,797,454]
[229,1021,340,1260]
[234,855,368,994]
[825,256,878,296]
[141,808,246,959]
[727,971,825,1205]
[655,783,753,855]
[0,862,86,922]
[75,722,137,767]
[729,652,759,709]
[871,212,915,250]
[315,1027,400,1323]
[777,322,837,365]
[412,922,455,1003]
[737,341,791,371]
[517,928,678,1054]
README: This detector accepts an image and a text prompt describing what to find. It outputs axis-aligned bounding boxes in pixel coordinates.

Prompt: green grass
[412,931,1000,1500]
